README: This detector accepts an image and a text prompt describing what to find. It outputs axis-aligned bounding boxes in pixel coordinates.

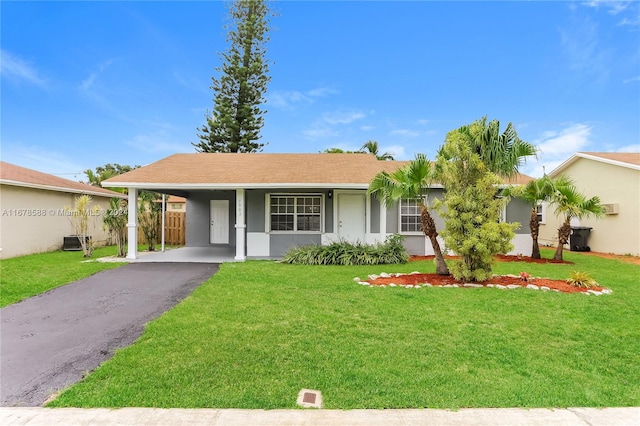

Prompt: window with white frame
[270,195,322,232]
[400,198,422,233]
[536,202,546,224]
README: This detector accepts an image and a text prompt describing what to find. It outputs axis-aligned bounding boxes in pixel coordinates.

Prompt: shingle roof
[103,153,533,189]
[579,152,640,167]
[0,161,126,198]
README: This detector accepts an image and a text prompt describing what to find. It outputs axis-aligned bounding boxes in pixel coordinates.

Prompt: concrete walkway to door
[0,263,218,407]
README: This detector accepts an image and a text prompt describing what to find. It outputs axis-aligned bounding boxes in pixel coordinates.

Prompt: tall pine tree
[193,0,272,153]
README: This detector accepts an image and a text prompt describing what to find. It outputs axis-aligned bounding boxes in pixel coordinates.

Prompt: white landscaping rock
[463,283,484,288]
[380,272,391,278]
[495,285,507,290]
[526,284,540,290]
[507,284,520,289]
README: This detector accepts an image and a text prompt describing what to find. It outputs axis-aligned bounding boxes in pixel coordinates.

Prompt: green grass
[0,245,128,307]
[49,249,640,409]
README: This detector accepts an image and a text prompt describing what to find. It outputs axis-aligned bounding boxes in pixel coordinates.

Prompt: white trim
[235,189,246,261]
[266,192,325,233]
[126,189,138,260]
[103,182,371,190]
[398,197,426,234]
[0,179,126,199]
[549,152,640,177]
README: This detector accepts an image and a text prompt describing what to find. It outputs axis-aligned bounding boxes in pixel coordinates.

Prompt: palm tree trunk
[553,218,571,261]
[529,208,541,259]
[421,206,450,275]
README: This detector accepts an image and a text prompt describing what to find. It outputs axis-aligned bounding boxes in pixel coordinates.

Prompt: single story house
[0,161,126,259]
[103,153,534,261]
[166,195,186,212]
[538,152,640,256]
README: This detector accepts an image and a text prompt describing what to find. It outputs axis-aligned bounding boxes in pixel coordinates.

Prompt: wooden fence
[137,212,186,245]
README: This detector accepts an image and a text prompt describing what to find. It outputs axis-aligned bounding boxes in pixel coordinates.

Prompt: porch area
[127,246,237,263]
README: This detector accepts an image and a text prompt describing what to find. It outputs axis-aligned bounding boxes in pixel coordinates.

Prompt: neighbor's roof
[103,153,533,189]
[550,152,640,177]
[0,161,126,198]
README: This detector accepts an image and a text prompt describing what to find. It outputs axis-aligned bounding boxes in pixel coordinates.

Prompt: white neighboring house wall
[0,184,115,259]
[539,153,640,256]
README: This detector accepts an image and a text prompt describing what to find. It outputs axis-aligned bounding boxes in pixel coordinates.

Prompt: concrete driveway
[0,263,218,407]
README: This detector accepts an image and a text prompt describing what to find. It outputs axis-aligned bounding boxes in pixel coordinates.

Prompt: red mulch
[409,254,572,264]
[362,254,611,294]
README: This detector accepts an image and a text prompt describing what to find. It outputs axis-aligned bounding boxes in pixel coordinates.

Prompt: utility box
[63,235,90,251]
[570,227,592,252]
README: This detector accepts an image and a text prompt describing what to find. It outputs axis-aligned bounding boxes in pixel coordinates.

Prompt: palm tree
[502,176,554,259]
[360,140,395,161]
[439,116,537,179]
[368,153,449,275]
[548,175,606,261]
[103,197,128,257]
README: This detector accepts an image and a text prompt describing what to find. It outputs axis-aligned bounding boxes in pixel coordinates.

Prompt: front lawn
[0,246,127,307]
[49,250,640,409]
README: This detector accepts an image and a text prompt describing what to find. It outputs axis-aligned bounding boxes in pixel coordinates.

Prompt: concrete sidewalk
[1,407,638,425]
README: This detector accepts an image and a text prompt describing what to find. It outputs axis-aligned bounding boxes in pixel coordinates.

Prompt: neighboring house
[0,162,126,259]
[538,152,640,256]
[154,195,186,212]
[103,153,534,261]
[167,195,186,212]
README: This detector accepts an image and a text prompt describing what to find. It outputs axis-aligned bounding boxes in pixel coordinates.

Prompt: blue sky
[2,0,639,180]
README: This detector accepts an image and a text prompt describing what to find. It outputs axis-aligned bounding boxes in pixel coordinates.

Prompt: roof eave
[0,180,127,198]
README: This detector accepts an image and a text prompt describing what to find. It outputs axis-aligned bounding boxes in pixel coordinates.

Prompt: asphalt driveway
[0,262,218,407]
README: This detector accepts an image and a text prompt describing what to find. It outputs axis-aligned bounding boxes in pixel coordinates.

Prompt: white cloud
[268,86,339,109]
[389,129,421,138]
[321,110,365,125]
[360,125,374,131]
[80,58,115,91]
[525,123,594,177]
[381,144,407,160]
[584,0,631,15]
[536,123,593,156]
[0,49,48,88]
[623,75,640,84]
[302,127,339,139]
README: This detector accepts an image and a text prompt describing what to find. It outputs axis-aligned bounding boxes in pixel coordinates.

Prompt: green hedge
[281,234,408,265]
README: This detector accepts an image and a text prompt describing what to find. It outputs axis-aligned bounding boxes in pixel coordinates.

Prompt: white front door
[210,200,229,244]
[337,193,366,243]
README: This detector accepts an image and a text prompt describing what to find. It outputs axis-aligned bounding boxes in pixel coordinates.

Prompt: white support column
[234,188,246,261]
[127,188,138,260]
[379,200,387,241]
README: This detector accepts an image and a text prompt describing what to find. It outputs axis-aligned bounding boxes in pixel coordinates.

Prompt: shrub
[281,234,408,265]
[566,271,597,288]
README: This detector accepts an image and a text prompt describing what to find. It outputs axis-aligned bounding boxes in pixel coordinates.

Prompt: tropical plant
[193,0,274,153]
[435,118,533,281]
[138,192,161,251]
[548,175,606,261]
[502,176,554,259]
[360,140,395,161]
[66,195,100,257]
[281,234,408,266]
[84,164,139,193]
[566,271,597,288]
[103,198,128,257]
[368,153,449,275]
[456,115,537,178]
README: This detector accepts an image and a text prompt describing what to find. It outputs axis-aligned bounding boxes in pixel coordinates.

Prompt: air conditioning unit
[602,203,619,215]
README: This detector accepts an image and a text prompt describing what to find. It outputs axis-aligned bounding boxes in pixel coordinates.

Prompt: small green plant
[281,234,408,265]
[566,271,597,288]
